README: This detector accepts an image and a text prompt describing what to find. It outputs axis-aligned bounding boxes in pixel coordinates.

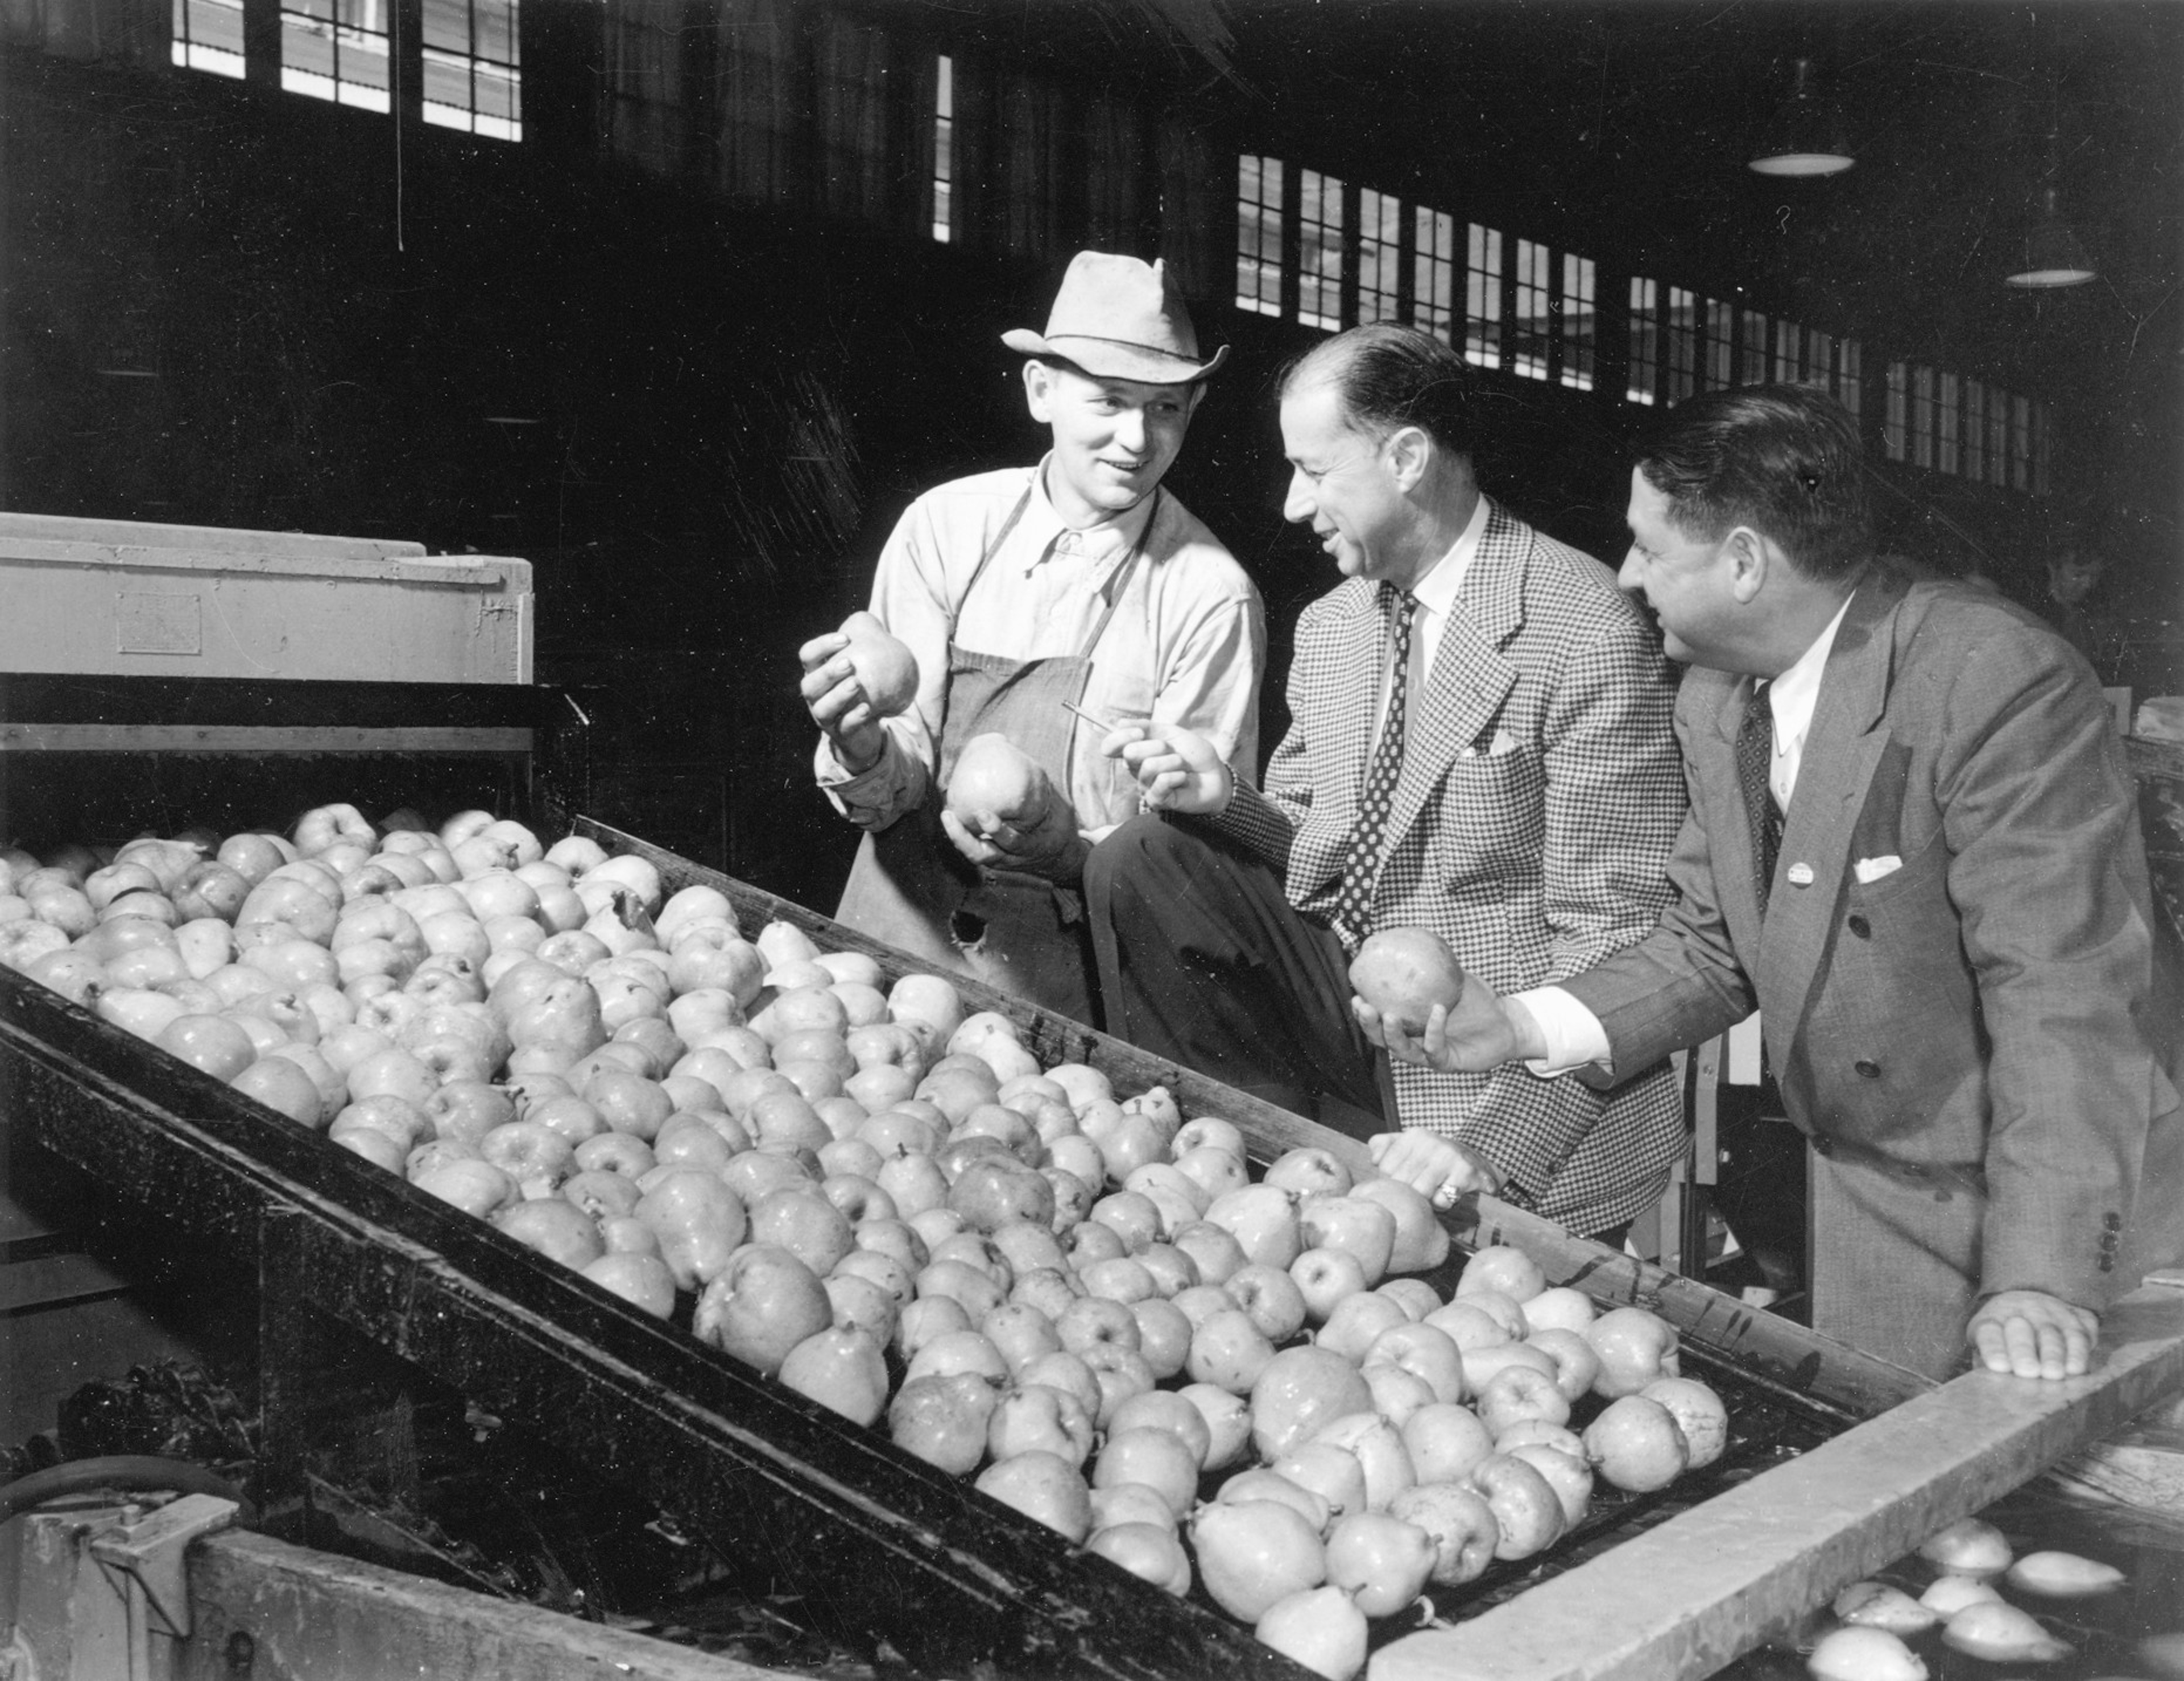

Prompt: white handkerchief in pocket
[1483,727,1520,758]
[1854,854,1902,885]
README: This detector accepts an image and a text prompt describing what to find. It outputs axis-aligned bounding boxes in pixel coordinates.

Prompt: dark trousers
[1084,814,1389,1137]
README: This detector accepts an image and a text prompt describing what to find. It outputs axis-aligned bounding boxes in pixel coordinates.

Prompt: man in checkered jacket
[1084,324,1686,1241]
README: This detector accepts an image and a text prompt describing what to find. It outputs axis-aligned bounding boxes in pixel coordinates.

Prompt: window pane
[1235,154,1284,317]
[173,0,245,76]
[1627,277,1658,405]
[1465,223,1502,368]
[421,0,523,139]
[1986,390,2009,486]
[1298,168,1344,331]
[932,54,953,242]
[1938,372,1960,474]
[1741,310,1769,384]
[1884,361,1907,461]
[1358,189,1402,326]
[283,0,391,111]
[1773,318,1801,383]
[1511,238,1549,380]
[1807,329,1834,394]
[1412,206,1455,343]
[1964,380,1986,482]
[1559,254,1595,391]
[2011,395,2030,491]
[1665,285,1696,402]
[1911,365,1934,469]
[1704,298,1734,388]
[1838,338,1862,420]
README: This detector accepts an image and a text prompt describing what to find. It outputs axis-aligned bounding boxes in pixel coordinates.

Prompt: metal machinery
[2,517,2179,1680]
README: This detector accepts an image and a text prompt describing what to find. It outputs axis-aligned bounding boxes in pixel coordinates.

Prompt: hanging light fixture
[1748,57,1854,177]
[2004,184,2098,288]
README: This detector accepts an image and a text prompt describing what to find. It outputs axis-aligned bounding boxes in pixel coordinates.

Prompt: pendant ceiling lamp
[2004,184,2098,288]
[1748,57,1854,177]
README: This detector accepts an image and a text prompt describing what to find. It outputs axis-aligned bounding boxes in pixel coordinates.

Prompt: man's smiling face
[1279,378,1410,584]
[1027,361,1198,528]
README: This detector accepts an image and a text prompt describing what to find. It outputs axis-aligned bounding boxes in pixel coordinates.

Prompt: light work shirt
[816,459,1265,840]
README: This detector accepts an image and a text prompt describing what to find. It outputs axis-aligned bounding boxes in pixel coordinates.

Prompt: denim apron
[834,483,1153,1024]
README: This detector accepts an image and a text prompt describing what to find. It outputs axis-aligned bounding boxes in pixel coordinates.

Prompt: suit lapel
[1386,502,1523,844]
[1322,579,1389,800]
[1759,570,1906,1048]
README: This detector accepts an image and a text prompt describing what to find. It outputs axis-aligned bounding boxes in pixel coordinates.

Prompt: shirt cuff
[1512,986,1613,1078]
[814,739,911,827]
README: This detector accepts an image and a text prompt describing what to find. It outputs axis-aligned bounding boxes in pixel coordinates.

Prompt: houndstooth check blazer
[1214,500,1689,1235]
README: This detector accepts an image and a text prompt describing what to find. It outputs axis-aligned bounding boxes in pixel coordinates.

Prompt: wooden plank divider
[1371,1285,2184,1681]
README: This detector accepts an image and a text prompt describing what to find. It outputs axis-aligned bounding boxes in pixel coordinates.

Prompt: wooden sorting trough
[1,684,2176,1680]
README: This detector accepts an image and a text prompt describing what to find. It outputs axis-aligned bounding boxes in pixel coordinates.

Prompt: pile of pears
[1,805,1728,1681]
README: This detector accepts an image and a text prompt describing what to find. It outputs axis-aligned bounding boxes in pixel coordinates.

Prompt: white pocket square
[1854,855,1902,884]
[1462,728,1521,760]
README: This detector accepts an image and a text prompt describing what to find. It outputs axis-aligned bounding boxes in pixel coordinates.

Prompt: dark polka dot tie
[1333,587,1418,951]
[1736,680,1782,910]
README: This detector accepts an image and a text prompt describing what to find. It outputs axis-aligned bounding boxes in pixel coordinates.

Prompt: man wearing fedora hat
[799,250,1264,1022]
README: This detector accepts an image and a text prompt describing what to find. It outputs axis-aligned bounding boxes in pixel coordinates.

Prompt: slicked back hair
[1279,324,1478,461]
[1635,384,1872,581]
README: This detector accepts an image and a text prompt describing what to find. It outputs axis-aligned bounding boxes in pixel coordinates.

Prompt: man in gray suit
[1364,384,2183,1381]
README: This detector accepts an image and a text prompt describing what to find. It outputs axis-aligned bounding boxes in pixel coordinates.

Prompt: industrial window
[1963,380,1986,482]
[1938,372,1960,475]
[2010,395,2031,491]
[1298,169,1344,331]
[1627,277,1659,405]
[1910,366,1934,469]
[1560,254,1595,391]
[1413,207,1457,345]
[932,55,953,242]
[1741,310,1769,384]
[423,0,520,139]
[1664,285,1697,403]
[1704,299,1734,388]
[1883,361,1907,461]
[1836,338,1862,421]
[282,0,391,111]
[1511,239,1550,380]
[2032,403,2051,496]
[1807,329,1834,395]
[1358,189,1403,325]
[172,0,244,76]
[1986,390,2009,486]
[1235,155,1284,318]
[1773,319,1802,383]
[1465,224,1502,369]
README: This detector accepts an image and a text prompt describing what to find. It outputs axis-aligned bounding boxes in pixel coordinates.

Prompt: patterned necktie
[1736,681,1782,909]
[1333,587,1419,951]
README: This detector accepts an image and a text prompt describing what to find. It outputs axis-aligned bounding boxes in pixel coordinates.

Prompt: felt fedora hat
[1003,251,1230,384]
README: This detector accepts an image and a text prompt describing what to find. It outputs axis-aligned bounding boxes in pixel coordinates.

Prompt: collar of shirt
[1378,494,1490,723]
[1014,455,1160,578]
[1765,591,1854,808]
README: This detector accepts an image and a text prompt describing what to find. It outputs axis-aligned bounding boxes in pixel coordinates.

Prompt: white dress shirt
[1372,494,1489,731]
[1517,594,1854,1074]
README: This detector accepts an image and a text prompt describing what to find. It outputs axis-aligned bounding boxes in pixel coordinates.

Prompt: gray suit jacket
[1567,566,2182,1340]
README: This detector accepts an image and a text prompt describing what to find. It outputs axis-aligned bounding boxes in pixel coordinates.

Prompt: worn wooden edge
[0,726,536,754]
[184,1530,781,1681]
[0,511,431,562]
[1370,1285,2184,1681]
[0,537,525,587]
